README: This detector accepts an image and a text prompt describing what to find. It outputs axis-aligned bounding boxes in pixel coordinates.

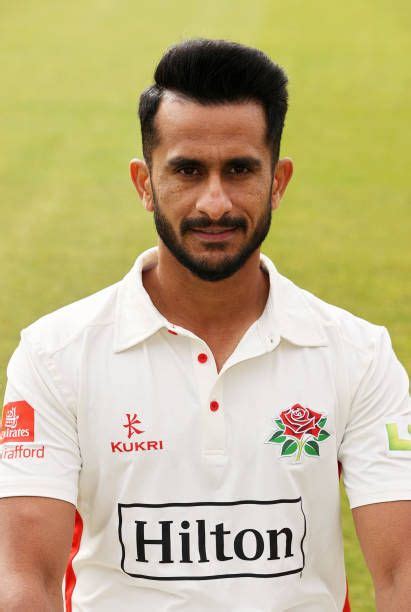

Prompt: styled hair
[138,39,289,165]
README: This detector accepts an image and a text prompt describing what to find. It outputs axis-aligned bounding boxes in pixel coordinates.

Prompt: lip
[191,228,238,241]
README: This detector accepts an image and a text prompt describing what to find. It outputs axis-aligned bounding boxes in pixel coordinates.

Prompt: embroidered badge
[266,403,330,462]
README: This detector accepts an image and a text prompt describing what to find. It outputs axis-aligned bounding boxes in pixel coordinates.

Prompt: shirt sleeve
[0,333,81,505]
[339,326,411,509]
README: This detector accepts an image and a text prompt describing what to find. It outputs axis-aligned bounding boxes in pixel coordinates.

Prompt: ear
[271,157,294,211]
[129,158,155,211]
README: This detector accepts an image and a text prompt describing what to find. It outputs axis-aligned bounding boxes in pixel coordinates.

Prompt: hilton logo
[118,499,306,580]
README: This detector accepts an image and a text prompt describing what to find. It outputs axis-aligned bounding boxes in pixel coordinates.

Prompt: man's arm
[353,501,411,611]
[0,496,75,612]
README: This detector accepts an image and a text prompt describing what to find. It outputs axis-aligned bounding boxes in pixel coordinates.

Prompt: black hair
[138,38,289,165]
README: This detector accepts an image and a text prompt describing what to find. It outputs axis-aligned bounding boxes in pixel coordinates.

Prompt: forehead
[153,93,268,160]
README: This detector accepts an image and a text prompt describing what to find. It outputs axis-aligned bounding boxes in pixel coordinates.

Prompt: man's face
[135,94,286,281]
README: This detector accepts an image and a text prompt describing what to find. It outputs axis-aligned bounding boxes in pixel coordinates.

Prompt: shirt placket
[189,339,227,460]
[169,322,280,465]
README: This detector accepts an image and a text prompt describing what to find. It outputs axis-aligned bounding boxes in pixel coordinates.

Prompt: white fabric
[1,247,410,611]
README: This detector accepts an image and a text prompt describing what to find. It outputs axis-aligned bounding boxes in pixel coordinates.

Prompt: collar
[113,247,328,353]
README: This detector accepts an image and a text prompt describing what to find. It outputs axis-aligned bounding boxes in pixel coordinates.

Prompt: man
[0,39,410,612]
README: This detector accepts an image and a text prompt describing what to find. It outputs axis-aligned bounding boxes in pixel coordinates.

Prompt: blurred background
[1,1,410,608]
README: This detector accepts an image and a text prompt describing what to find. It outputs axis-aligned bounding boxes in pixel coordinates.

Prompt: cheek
[156,177,198,204]
[230,181,272,213]
[154,183,198,226]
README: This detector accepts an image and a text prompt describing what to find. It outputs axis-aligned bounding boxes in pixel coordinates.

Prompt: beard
[152,187,273,282]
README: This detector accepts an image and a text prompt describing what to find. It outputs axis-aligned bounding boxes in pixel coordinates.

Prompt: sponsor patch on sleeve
[385,418,411,455]
[1,401,35,444]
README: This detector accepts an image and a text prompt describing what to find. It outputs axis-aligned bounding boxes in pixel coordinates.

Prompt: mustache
[181,216,247,234]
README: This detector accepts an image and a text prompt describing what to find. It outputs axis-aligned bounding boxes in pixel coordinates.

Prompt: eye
[228,164,250,175]
[177,165,200,176]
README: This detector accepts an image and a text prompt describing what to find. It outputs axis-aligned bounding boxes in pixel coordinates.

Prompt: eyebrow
[225,156,262,170]
[167,156,203,169]
[166,156,262,170]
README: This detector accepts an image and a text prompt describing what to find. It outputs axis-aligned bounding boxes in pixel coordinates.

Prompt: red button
[167,329,178,335]
[198,353,208,363]
[210,401,219,412]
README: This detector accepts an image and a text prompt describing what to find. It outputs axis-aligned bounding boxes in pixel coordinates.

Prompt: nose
[195,174,232,220]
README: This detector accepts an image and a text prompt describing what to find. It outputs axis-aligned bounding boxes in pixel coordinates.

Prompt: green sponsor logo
[386,422,411,451]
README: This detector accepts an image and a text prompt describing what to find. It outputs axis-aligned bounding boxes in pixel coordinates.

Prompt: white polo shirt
[1,247,410,612]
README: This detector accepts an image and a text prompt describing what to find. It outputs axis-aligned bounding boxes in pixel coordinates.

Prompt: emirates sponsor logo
[0,444,45,460]
[5,406,19,428]
[118,499,306,580]
[1,402,35,444]
[1,428,30,439]
[110,413,165,454]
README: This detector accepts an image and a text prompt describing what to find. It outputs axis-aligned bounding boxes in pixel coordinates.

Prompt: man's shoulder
[21,279,122,356]
[283,274,384,354]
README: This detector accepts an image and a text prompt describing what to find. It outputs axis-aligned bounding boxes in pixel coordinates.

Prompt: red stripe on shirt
[65,509,83,612]
[343,580,351,611]
[338,462,351,612]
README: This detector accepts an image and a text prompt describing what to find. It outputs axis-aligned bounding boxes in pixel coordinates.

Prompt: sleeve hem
[348,490,411,509]
[0,480,77,506]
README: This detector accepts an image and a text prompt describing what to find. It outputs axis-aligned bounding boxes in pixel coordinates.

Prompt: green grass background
[1,2,410,609]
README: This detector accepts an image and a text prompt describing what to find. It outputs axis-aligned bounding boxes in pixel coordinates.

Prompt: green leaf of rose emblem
[281,439,298,456]
[317,430,330,441]
[304,440,320,456]
[269,430,286,443]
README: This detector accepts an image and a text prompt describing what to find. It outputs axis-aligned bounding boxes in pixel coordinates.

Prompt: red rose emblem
[279,404,323,440]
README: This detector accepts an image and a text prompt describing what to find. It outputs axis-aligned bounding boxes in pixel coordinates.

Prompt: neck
[142,243,270,334]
